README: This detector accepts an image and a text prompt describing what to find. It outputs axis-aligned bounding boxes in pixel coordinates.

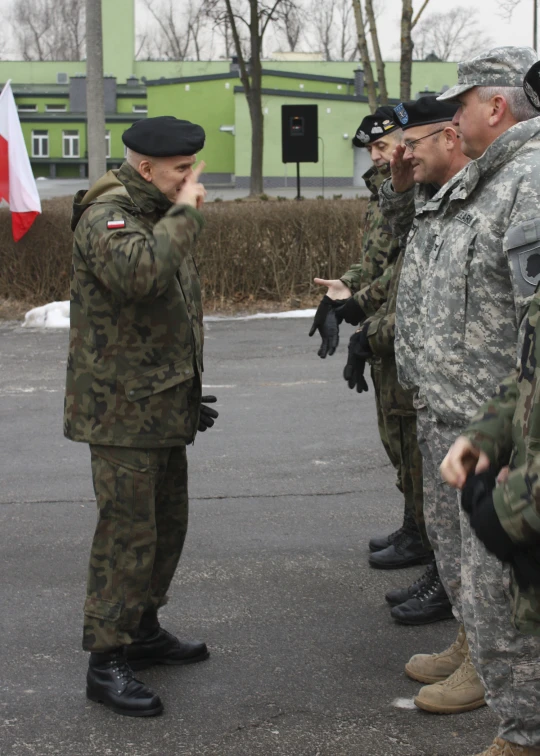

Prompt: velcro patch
[107,220,126,229]
[455,210,476,227]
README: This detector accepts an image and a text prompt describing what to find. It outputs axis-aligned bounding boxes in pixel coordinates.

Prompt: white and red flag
[0,81,41,241]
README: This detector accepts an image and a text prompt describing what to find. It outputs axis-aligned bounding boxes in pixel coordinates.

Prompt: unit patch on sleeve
[107,219,126,229]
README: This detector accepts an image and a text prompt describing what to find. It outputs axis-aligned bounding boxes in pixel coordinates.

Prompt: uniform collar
[116,161,173,214]
[363,162,391,196]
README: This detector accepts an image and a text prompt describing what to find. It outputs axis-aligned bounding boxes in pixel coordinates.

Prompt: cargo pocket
[123,356,195,402]
[84,596,122,622]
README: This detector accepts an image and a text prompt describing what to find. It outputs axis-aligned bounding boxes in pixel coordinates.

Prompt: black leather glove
[512,549,540,590]
[198,395,219,432]
[334,296,367,326]
[343,329,371,392]
[461,470,514,562]
[309,295,347,358]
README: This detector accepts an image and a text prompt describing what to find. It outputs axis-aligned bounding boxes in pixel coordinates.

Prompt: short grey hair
[126,147,153,168]
[476,86,539,122]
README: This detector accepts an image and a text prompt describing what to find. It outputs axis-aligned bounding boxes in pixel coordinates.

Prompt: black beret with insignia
[352,106,400,148]
[122,116,206,157]
[393,96,459,131]
[524,60,540,110]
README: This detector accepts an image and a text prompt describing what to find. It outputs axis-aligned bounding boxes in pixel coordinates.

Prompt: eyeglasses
[403,128,446,153]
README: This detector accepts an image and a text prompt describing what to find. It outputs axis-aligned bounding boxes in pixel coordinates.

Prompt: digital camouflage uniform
[363,246,428,546]
[340,163,416,517]
[459,288,540,747]
[381,115,540,744]
[64,161,205,652]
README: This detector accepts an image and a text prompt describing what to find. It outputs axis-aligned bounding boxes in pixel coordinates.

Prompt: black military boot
[86,648,163,717]
[369,509,416,553]
[126,627,209,671]
[385,557,436,606]
[390,567,454,625]
[368,526,431,570]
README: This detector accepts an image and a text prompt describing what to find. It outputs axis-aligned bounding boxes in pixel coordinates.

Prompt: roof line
[233,86,400,105]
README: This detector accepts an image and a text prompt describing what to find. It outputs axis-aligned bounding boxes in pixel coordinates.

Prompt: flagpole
[0,79,12,98]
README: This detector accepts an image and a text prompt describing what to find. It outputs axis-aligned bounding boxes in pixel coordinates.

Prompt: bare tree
[365,0,387,103]
[141,0,209,60]
[207,0,284,195]
[275,0,303,51]
[310,0,334,60]
[400,0,431,101]
[86,0,106,184]
[11,0,85,60]
[352,0,377,111]
[498,0,537,48]
[413,8,492,62]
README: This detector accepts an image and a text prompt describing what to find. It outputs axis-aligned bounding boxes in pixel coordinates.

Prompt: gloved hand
[334,296,366,326]
[198,395,219,432]
[343,329,371,392]
[309,295,347,358]
[461,470,514,562]
[512,548,540,590]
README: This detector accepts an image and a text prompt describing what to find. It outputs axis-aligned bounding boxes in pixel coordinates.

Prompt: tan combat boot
[414,650,485,714]
[405,624,467,684]
[471,736,540,755]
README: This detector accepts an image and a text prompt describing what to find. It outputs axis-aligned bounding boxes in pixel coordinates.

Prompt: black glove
[343,329,371,393]
[461,470,514,562]
[309,295,346,358]
[512,549,540,590]
[198,395,219,432]
[334,296,367,326]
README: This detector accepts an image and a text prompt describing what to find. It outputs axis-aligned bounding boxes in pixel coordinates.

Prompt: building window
[45,103,67,112]
[18,104,37,112]
[63,130,79,158]
[106,130,111,159]
[132,104,148,113]
[32,130,49,157]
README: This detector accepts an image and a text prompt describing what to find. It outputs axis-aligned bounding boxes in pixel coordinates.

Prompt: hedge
[0,195,368,310]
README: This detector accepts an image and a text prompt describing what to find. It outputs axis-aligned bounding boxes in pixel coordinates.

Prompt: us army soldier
[310,108,431,572]
[64,116,216,717]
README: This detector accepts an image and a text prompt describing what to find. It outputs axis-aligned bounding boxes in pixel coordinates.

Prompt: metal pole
[296,162,301,200]
[86,0,107,184]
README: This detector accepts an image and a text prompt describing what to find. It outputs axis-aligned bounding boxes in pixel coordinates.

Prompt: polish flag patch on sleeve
[107,219,126,229]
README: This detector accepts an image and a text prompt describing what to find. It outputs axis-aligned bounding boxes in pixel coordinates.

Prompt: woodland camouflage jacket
[64,162,205,447]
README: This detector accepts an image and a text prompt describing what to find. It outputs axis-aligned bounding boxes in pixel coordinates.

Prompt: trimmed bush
[0,196,368,309]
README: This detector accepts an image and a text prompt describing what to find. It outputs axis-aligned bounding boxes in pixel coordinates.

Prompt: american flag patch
[107,219,126,229]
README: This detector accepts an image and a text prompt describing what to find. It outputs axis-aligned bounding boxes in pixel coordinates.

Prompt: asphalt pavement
[0,317,496,756]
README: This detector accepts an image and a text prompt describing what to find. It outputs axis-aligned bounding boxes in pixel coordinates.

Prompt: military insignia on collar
[356,130,370,144]
[525,80,540,110]
[394,103,409,125]
[107,220,126,229]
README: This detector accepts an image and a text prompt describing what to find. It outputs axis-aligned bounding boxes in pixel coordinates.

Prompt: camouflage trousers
[462,506,540,745]
[416,408,464,620]
[372,364,428,545]
[83,444,189,652]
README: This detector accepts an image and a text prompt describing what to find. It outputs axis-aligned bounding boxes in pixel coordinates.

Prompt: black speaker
[281,105,318,163]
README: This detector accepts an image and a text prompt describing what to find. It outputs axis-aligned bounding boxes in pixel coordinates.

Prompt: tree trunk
[365,0,387,105]
[400,0,414,102]
[248,0,263,195]
[352,0,377,112]
[86,0,106,184]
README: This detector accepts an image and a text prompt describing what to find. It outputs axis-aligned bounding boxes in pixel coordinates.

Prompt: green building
[0,0,458,186]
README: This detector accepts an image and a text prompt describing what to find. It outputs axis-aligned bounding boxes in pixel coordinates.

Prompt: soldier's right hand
[176,161,207,209]
[309,295,341,358]
[440,436,491,489]
[390,144,415,193]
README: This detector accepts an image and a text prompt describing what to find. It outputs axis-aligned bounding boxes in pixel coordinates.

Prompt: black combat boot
[385,557,436,606]
[368,526,431,569]
[86,648,163,717]
[126,627,209,671]
[390,566,454,625]
[369,509,417,553]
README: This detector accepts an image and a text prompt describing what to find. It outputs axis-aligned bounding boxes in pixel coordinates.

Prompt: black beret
[122,116,205,157]
[524,61,540,110]
[393,96,459,131]
[352,106,400,147]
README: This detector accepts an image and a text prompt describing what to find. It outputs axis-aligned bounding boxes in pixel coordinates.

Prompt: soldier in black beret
[66,115,214,717]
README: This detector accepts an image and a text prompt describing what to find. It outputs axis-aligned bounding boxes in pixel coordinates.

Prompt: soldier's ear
[138,159,154,183]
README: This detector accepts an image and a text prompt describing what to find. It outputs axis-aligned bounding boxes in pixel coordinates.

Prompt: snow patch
[23,301,317,329]
[391,698,418,710]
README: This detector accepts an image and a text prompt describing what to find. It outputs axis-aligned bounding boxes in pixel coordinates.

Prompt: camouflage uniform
[459,291,540,746]
[341,164,420,522]
[381,114,540,743]
[363,246,428,546]
[64,161,204,651]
